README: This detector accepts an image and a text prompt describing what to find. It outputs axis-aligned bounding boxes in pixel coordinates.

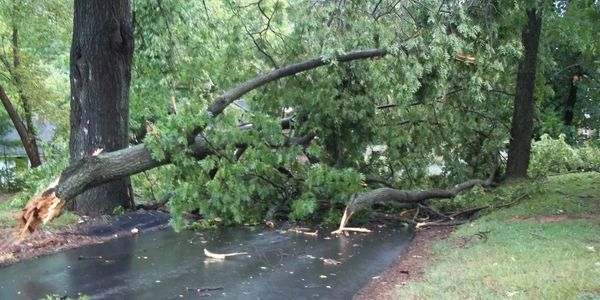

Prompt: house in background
[0,117,55,168]
[577,127,597,139]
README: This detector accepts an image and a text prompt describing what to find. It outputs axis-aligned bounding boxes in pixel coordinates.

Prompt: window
[583,128,590,138]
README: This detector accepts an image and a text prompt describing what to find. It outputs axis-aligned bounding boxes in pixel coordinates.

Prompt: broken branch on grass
[333,161,497,234]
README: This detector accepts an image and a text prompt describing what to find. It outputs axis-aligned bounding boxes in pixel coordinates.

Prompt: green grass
[0,196,19,229]
[41,211,78,229]
[397,172,600,300]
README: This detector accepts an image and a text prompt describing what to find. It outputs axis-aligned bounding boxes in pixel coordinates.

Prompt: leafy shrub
[9,137,69,208]
[528,134,600,177]
[0,165,25,193]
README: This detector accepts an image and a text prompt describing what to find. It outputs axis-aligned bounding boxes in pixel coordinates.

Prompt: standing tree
[0,2,43,168]
[506,8,543,179]
[67,0,134,215]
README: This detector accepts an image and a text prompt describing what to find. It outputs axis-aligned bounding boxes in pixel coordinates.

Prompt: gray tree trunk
[506,9,542,179]
[68,0,134,215]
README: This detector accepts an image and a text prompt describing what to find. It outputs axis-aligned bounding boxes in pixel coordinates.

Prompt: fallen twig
[331,227,372,235]
[186,287,224,292]
[204,248,248,259]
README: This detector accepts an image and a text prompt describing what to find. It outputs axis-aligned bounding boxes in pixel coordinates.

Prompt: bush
[528,134,600,178]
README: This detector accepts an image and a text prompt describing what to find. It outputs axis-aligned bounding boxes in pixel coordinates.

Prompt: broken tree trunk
[18,48,388,234]
[332,164,496,234]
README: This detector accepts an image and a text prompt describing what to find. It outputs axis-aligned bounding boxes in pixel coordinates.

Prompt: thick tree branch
[205,48,387,118]
[333,162,497,234]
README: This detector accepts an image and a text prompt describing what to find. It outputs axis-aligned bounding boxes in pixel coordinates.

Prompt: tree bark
[506,9,542,179]
[563,67,582,126]
[68,0,134,215]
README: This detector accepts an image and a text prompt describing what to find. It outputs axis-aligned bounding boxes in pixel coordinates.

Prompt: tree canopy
[6,0,600,229]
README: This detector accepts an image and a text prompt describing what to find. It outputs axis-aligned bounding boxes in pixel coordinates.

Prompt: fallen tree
[332,163,497,234]
[18,48,388,234]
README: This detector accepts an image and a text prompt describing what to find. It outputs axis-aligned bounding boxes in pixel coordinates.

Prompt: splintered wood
[18,178,64,237]
[331,207,372,235]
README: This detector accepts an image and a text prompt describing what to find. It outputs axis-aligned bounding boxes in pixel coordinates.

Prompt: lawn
[397,172,600,299]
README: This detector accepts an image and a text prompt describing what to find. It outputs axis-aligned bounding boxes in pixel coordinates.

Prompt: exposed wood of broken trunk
[18,48,388,233]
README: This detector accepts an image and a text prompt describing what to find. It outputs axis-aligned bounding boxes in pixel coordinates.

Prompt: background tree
[0,1,71,168]
[536,0,600,140]
[506,7,543,179]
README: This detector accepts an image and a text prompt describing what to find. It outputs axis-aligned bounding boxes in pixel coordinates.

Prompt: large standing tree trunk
[506,9,542,180]
[68,0,134,215]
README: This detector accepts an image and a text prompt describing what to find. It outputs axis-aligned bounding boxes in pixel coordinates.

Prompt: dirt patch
[0,226,109,267]
[0,193,15,203]
[512,214,599,223]
[0,210,169,267]
[353,227,454,300]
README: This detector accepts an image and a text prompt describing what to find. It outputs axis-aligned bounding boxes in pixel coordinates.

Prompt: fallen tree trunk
[18,48,388,234]
[332,164,496,234]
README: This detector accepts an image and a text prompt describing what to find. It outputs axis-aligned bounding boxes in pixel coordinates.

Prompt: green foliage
[0,197,17,228]
[528,134,600,178]
[9,136,69,208]
[112,206,126,216]
[0,1,71,129]
[0,163,26,193]
[536,0,600,137]
[4,0,598,227]
[41,211,77,229]
[130,0,527,226]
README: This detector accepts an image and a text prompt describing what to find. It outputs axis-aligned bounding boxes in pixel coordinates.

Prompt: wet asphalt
[0,224,412,299]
